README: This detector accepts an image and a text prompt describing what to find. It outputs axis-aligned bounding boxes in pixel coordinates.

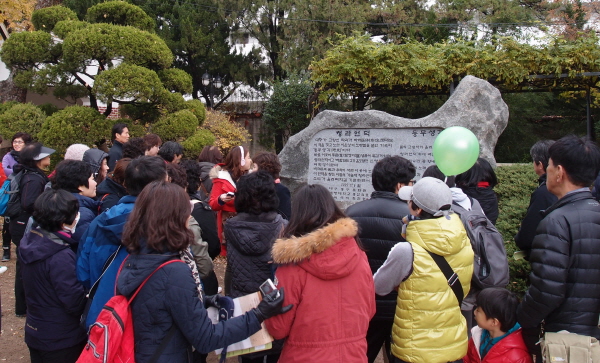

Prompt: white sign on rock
[308,128,441,202]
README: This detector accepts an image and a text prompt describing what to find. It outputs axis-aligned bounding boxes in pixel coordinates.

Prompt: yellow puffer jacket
[391,214,474,363]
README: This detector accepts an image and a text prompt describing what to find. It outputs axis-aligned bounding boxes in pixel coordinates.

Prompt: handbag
[541,331,600,363]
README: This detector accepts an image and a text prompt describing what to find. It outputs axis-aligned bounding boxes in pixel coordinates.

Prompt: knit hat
[398,177,453,217]
[64,144,90,161]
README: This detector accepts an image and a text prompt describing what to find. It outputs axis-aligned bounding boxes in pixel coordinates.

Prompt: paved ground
[0,245,385,362]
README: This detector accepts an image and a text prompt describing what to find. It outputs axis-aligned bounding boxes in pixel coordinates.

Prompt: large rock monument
[278,75,509,207]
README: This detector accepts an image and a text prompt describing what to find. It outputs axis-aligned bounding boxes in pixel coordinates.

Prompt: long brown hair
[283,184,347,238]
[122,181,194,254]
[223,145,248,182]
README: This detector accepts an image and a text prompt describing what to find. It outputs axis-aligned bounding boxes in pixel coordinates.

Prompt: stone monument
[278,75,509,207]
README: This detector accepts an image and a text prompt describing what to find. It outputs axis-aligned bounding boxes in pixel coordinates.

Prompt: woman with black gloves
[116,181,292,363]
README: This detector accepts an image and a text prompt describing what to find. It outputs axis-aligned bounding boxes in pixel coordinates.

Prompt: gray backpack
[452,198,509,289]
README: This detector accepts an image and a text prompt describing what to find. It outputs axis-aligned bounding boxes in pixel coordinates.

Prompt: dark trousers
[521,326,543,363]
[29,342,86,363]
[12,231,26,315]
[201,269,219,295]
[366,319,393,363]
[2,218,10,258]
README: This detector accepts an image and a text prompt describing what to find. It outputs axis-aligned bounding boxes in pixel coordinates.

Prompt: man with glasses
[346,156,416,363]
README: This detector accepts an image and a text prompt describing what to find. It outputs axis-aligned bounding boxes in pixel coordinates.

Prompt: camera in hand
[259,279,280,301]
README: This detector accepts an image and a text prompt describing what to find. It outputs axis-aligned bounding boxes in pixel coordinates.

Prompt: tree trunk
[0,73,27,103]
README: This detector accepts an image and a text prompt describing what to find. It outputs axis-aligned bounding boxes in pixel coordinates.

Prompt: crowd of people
[1,125,600,363]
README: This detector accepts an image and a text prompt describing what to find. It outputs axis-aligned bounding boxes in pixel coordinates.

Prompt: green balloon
[433,126,480,176]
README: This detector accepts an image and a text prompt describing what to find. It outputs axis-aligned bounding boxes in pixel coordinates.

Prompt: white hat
[398,177,453,217]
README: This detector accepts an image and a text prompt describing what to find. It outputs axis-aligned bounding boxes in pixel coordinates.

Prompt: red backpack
[77,257,183,363]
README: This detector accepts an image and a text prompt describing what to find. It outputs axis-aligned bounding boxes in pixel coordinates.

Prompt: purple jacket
[19,228,87,351]
[2,151,18,176]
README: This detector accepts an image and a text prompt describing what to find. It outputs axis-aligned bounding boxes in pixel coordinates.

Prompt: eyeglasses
[13,140,24,145]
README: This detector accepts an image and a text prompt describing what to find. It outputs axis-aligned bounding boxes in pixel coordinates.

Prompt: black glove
[252,287,293,322]
[203,294,222,309]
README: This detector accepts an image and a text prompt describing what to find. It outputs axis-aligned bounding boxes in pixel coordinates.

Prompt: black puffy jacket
[116,249,262,363]
[224,212,285,298]
[345,191,409,320]
[460,186,499,225]
[517,190,600,338]
[514,174,557,260]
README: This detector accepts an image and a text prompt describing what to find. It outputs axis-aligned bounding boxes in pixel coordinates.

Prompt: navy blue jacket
[96,177,127,212]
[346,191,408,321]
[107,140,123,171]
[9,165,48,241]
[116,249,262,363]
[19,228,86,351]
[275,183,291,220]
[72,193,101,243]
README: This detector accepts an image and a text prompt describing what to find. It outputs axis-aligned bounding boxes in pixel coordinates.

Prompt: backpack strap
[148,325,177,363]
[427,251,464,306]
[123,257,184,303]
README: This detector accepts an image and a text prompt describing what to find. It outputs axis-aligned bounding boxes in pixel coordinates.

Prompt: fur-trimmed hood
[209,164,236,188]
[272,218,361,281]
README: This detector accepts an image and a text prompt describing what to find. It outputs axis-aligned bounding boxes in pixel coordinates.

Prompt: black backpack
[452,198,509,289]
[3,170,27,218]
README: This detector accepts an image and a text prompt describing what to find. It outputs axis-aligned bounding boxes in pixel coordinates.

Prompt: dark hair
[253,152,282,179]
[143,133,162,150]
[124,156,167,196]
[223,145,248,182]
[52,160,92,193]
[20,143,43,168]
[158,141,184,162]
[283,184,346,237]
[167,162,188,190]
[530,140,555,171]
[423,165,456,188]
[110,157,132,186]
[234,171,279,215]
[372,156,416,192]
[33,189,79,232]
[122,137,146,159]
[409,199,445,219]
[122,181,194,253]
[180,159,201,195]
[198,145,223,164]
[476,288,519,332]
[455,158,498,188]
[111,123,128,141]
[12,132,32,145]
[549,135,600,187]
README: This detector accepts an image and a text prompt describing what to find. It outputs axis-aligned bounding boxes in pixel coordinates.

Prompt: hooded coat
[116,249,263,363]
[464,326,532,363]
[76,195,136,328]
[82,148,108,179]
[265,218,376,363]
[224,211,286,298]
[19,228,86,351]
[208,165,237,247]
[9,164,49,241]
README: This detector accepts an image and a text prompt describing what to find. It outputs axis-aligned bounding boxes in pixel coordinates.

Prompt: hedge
[495,163,538,296]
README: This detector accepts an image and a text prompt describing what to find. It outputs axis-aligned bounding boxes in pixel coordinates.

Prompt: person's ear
[556,164,565,183]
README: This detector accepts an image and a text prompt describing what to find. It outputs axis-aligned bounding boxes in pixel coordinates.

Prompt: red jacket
[265,218,376,363]
[208,166,237,255]
[464,326,533,363]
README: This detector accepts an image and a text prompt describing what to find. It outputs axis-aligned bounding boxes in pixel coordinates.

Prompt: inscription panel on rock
[308,128,441,203]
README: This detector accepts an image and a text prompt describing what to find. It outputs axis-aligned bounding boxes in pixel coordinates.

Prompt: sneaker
[0,266,6,274]
[1,253,9,262]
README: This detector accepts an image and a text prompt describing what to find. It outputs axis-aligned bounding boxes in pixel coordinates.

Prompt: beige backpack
[541,331,600,363]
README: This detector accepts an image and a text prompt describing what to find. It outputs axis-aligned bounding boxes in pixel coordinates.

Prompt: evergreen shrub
[183,99,206,126]
[37,105,112,159]
[152,109,197,141]
[182,129,215,159]
[0,103,46,140]
[495,163,538,296]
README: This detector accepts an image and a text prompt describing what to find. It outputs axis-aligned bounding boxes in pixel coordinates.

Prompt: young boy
[464,288,532,363]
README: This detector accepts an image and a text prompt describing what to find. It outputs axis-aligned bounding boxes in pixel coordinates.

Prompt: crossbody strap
[427,251,464,306]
